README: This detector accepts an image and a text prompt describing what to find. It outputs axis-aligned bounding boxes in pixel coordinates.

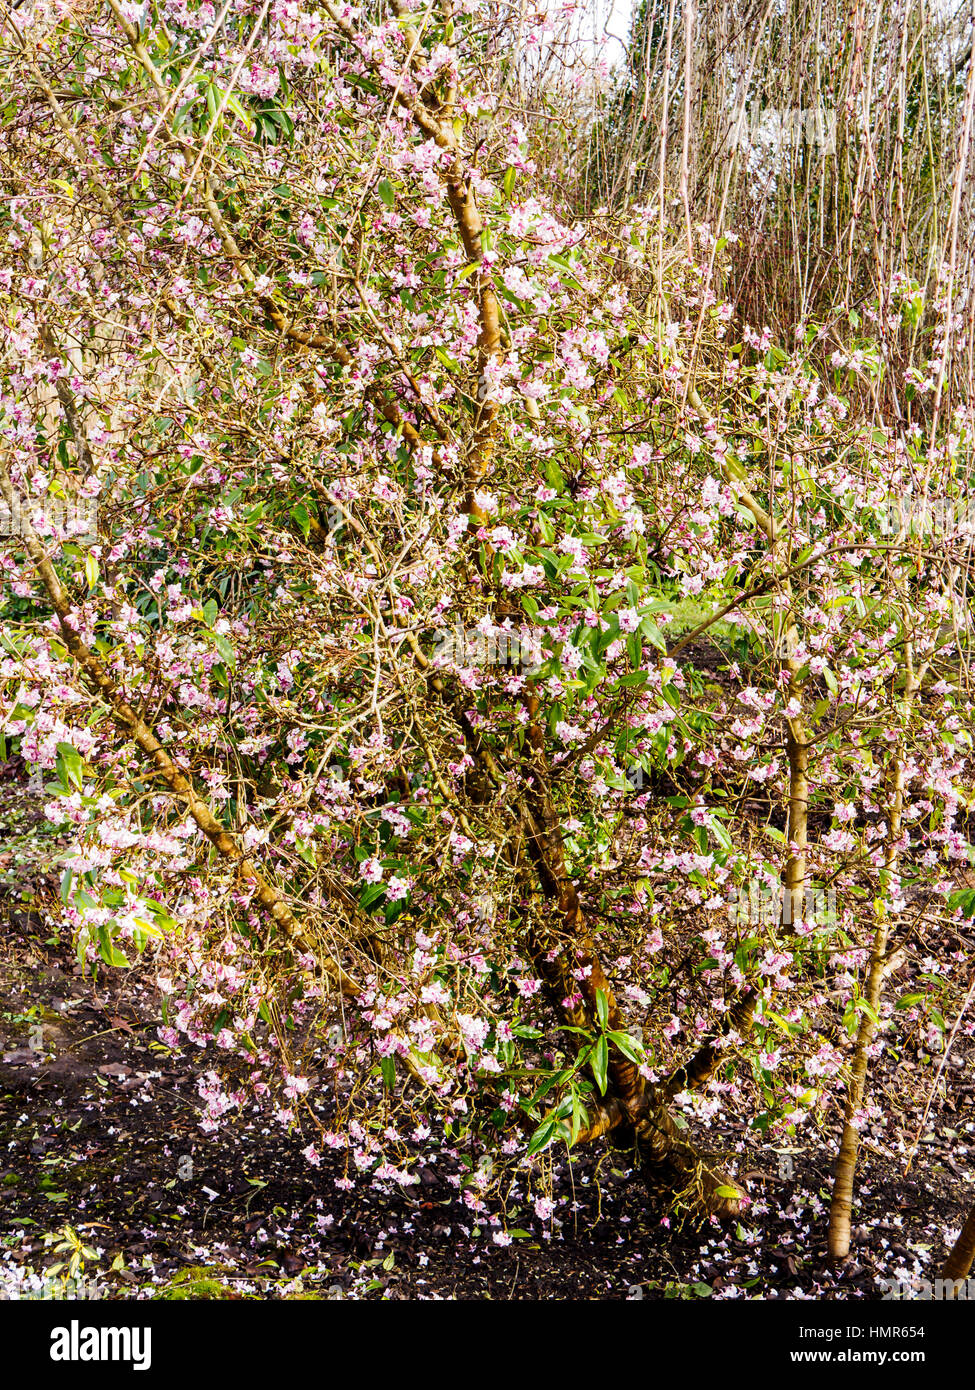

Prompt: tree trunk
[829,662,916,1261]
[942,1201,975,1293]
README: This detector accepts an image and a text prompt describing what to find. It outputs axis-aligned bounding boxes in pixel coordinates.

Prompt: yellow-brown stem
[942,1201,975,1290]
[828,691,913,1261]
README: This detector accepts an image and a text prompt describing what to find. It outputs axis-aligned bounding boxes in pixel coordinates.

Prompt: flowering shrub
[1,1,973,1246]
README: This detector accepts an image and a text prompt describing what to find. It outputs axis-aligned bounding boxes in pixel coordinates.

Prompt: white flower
[359,857,383,884]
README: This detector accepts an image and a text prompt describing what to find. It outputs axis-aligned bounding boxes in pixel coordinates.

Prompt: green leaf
[377,178,395,207]
[434,346,461,372]
[526,1115,560,1157]
[223,91,256,135]
[97,925,129,969]
[948,887,975,917]
[592,1036,609,1095]
[595,988,609,1030]
[569,1091,589,1144]
[606,1031,644,1066]
[55,741,83,793]
[640,618,667,652]
[211,632,235,665]
[711,820,734,852]
[359,883,386,910]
